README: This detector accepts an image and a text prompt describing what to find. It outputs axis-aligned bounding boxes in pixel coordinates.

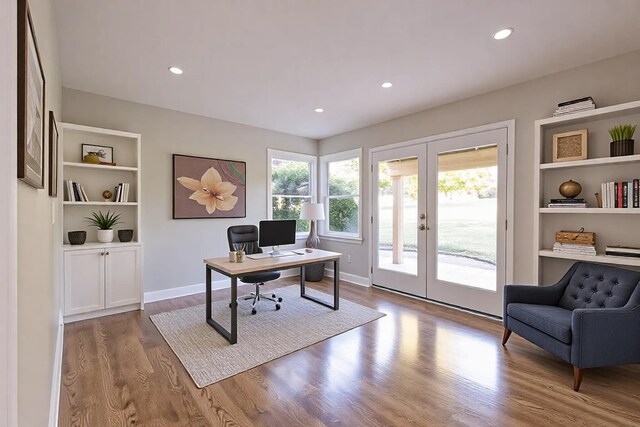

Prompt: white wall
[16,0,63,425]
[62,89,317,293]
[318,49,640,283]
[1,0,18,424]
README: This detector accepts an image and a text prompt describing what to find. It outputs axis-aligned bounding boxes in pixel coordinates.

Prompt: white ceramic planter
[97,229,114,243]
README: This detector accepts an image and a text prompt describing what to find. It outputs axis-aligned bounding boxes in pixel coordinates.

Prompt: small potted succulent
[85,210,122,243]
[609,124,636,157]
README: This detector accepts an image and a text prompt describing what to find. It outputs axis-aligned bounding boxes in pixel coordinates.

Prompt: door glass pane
[436,145,497,290]
[377,157,418,276]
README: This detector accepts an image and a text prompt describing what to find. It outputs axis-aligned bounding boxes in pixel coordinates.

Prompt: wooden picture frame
[553,129,588,162]
[48,111,58,197]
[17,0,46,189]
[173,154,246,219]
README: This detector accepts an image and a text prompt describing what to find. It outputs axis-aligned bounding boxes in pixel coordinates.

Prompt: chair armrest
[571,305,640,368]
[503,283,566,323]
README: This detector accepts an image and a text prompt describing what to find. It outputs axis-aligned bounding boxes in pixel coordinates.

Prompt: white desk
[203,249,341,344]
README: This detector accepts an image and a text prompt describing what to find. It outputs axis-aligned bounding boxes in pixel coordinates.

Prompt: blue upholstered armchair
[502,262,640,391]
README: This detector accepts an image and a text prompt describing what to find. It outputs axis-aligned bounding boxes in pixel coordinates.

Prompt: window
[320,148,362,240]
[267,149,316,234]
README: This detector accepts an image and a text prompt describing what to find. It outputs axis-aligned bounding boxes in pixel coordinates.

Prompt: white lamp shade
[300,203,325,220]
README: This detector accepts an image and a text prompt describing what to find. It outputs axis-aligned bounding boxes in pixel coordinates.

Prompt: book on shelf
[553,242,596,255]
[113,183,131,203]
[66,180,90,202]
[605,245,640,258]
[557,96,594,107]
[548,203,586,208]
[600,179,639,208]
[548,198,586,207]
[553,96,596,117]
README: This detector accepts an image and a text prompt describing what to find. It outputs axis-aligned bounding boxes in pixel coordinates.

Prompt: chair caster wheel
[275,304,281,310]
[277,297,283,302]
[272,294,276,298]
[229,302,238,308]
[251,308,257,315]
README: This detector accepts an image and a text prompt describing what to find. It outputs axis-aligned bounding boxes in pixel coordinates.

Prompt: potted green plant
[608,124,636,157]
[85,210,122,243]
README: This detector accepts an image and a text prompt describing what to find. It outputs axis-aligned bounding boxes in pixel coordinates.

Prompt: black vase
[610,139,634,157]
[118,229,134,242]
[68,231,86,245]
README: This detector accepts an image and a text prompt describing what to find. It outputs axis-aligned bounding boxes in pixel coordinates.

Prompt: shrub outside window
[321,148,362,240]
[268,150,316,234]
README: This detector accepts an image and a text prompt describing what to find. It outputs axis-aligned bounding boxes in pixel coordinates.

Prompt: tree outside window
[321,149,361,239]
[270,156,313,232]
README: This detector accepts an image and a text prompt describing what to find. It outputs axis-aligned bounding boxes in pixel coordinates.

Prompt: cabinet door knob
[105,252,110,256]
[100,252,104,256]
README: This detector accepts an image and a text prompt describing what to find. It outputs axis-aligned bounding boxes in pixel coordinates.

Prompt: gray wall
[16,0,63,425]
[318,49,640,283]
[62,89,317,292]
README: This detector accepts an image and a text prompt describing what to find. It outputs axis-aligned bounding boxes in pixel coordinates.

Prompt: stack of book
[553,242,596,256]
[553,96,596,117]
[600,180,639,208]
[113,182,131,202]
[548,198,586,208]
[553,230,596,256]
[605,246,640,258]
[66,180,89,202]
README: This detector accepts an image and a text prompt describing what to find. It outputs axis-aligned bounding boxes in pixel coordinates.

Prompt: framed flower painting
[173,154,246,219]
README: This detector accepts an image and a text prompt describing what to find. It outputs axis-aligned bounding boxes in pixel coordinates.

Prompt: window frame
[319,148,363,242]
[267,149,317,239]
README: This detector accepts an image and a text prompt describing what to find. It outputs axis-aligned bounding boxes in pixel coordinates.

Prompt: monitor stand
[270,246,286,257]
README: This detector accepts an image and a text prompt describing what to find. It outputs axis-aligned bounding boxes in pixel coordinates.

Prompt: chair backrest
[558,262,640,310]
[227,225,262,255]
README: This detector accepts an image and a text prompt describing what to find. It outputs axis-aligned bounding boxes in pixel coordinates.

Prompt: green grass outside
[378,196,496,263]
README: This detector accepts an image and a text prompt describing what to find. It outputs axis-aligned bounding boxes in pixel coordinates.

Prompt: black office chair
[227,225,283,314]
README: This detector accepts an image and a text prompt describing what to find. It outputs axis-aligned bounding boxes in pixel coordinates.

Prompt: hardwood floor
[59,277,640,426]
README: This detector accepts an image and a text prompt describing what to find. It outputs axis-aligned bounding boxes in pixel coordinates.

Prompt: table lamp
[300,203,325,248]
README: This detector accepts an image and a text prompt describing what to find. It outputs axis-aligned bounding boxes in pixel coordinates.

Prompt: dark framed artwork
[18,0,46,189]
[173,154,246,219]
[82,143,114,164]
[48,111,58,197]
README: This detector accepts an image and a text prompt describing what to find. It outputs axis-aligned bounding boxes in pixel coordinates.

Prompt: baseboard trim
[324,268,370,287]
[144,268,299,303]
[49,311,64,427]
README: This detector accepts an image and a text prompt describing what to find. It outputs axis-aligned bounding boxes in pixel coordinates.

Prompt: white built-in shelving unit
[59,123,143,322]
[533,100,640,283]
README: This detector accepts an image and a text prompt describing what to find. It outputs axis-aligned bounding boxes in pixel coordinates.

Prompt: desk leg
[334,258,340,310]
[301,259,339,310]
[205,267,238,344]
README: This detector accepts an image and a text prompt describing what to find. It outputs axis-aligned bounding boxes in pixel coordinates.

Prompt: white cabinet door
[64,249,105,316]
[105,246,141,308]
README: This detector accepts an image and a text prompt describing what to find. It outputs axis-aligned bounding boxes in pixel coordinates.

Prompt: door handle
[418,224,426,231]
[420,213,426,220]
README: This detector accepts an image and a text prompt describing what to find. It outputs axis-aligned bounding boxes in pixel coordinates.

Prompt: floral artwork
[173,154,246,219]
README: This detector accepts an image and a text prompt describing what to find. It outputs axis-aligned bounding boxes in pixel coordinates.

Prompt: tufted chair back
[227,225,262,255]
[558,263,640,310]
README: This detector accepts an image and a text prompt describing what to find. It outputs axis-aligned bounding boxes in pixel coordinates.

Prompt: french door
[426,128,508,316]
[371,125,510,316]
[371,144,427,297]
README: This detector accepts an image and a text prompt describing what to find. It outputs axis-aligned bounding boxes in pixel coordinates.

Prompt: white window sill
[318,234,363,245]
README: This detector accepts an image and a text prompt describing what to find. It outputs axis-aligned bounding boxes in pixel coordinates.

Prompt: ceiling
[54,0,640,139]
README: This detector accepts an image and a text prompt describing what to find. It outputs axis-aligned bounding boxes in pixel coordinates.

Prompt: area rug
[150,285,385,388]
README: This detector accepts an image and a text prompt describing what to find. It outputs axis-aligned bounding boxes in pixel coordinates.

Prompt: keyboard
[247,251,297,260]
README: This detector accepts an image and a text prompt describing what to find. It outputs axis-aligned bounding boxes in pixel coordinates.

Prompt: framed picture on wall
[17,0,46,189]
[48,111,58,197]
[173,154,246,219]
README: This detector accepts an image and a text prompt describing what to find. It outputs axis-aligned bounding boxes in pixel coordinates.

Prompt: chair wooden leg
[573,366,583,392]
[501,327,512,346]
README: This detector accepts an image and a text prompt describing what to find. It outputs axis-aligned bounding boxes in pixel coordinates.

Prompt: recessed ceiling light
[168,66,183,75]
[381,82,393,88]
[493,28,513,40]
[314,108,324,113]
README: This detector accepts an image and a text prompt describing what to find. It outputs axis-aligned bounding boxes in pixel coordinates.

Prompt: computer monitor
[259,220,296,256]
